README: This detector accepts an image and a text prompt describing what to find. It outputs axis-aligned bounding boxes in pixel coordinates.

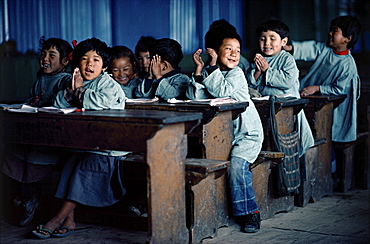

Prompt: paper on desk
[7,105,77,114]
[252,94,293,101]
[167,97,238,106]
[0,103,26,110]
[38,106,77,114]
[7,104,38,113]
[125,97,159,104]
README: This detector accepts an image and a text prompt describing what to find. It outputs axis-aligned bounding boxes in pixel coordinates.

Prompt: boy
[135,36,156,79]
[187,25,263,233]
[284,15,361,143]
[247,19,314,158]
[135,38,190,100]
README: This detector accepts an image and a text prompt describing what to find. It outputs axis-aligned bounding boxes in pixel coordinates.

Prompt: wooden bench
[251,151,289,220]
[185,158,230,244]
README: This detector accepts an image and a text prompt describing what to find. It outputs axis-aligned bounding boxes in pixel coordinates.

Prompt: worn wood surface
[126,102,248,160]
[300,95,345,205]
[185,159,230,244]
[1,110,202,244]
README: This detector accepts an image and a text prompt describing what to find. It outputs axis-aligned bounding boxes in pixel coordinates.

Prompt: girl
[186,25,264,233]
[33,38,127,239]
[109,46,142,98]
[2,37,73,227]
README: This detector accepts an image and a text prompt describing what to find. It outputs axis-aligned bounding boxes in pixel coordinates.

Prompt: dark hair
[109,45,138,75]
[204,20,242,68]
[39,36,73,64]
[330,15,361,49]
[256,19,290,39]
[205,19,242,53]
[135,36,156,56]
[71,37,110,70]
[151,38,183,69]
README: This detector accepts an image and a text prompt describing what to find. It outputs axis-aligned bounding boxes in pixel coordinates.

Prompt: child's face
[258,30,287,57]
[79,50,106,81]
[39,46,67,75]
[137,51,151,73]
[217,38,240,70]
[328,26,349,51]
[110,57,135,85]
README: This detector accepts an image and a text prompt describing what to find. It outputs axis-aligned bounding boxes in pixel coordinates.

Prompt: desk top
[1,109,202,152]
[253,98,309,115]
[126,101,249,124]
[303,94,347,111]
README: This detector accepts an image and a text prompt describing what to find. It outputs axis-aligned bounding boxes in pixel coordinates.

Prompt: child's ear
[163,61,171,70]
[61,57,69,66]
[282,37,288,46]
[345,35,352,44]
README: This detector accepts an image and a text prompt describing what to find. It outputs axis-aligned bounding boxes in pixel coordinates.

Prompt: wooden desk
[126,102,249,161]
[252,98,308,219]
[1,109,202,244]
[297,95,346,204]
[254,98,309,151]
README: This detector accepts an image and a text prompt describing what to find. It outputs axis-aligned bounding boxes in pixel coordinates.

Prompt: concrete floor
[0,188,369,244]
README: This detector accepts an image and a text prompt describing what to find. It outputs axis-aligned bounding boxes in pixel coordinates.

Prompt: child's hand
[254,54,269,72]
[192,49,204,75]
[206,48,217,66]
[151,55,162,80]
[300,86,320,96]
[30,94,43,106]
[72,68,84,90]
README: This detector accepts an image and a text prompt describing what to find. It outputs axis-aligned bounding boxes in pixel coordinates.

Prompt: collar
[162,68,181,78]
[333,49,349,55]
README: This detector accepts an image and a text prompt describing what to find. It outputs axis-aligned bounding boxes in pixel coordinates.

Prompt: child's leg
[228,156,258,216]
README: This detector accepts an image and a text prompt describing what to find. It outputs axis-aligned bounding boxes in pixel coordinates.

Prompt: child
[187,25,264,233]
[32,38,127,239]
[246,19,314,158]
[284,15,361,144]
[135,36,156,79]
[135,38,190,100]
[109,45,142,98]
[2,37,73,227]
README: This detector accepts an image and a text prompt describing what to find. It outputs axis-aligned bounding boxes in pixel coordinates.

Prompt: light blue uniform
[136,72,190,100]
[187,66,263,216]
[247,50,314,157]
[116,77,142,99]
[292,41,360,142]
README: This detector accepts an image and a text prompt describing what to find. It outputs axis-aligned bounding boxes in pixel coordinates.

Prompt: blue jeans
[228,156,258,216]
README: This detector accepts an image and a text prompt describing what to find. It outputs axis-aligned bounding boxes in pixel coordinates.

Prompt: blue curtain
[1,0,245,55]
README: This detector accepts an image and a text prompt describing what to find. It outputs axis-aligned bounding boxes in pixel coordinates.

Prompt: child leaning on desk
[246,19,314,158]
[186,24,264,233]
[32,38,127,239]
[135,38,190,100]
[109,45,142,98]
[2,37,73,227]
[283,15,361,144]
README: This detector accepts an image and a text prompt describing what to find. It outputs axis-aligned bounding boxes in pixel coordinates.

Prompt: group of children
[1,15,361,238]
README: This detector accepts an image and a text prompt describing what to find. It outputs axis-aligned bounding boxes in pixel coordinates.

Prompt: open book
[125,97,159,104]
[6,105,77,114]
[167,97,238,106]
[252,94,294,101]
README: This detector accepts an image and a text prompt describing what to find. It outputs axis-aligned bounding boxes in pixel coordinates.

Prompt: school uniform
[54,72,128,206]
[247,50,315,157]
[2,72,72,183]
[135,69,190,100]
[187,66,263,216]
[116,77,142,99]
[292,41,360,142]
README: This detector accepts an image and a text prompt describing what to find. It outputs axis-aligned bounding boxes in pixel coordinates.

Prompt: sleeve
[82,78,126,110]
[292,40,323,61]
[202,68,244,98]
[135,77,155,98]
[245,63,260,89]
[264,54,299,90]
[155,74,190,100]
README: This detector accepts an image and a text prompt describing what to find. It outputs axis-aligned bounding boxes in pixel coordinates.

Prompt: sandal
[32,224,53,239]
[52,226,75,238]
